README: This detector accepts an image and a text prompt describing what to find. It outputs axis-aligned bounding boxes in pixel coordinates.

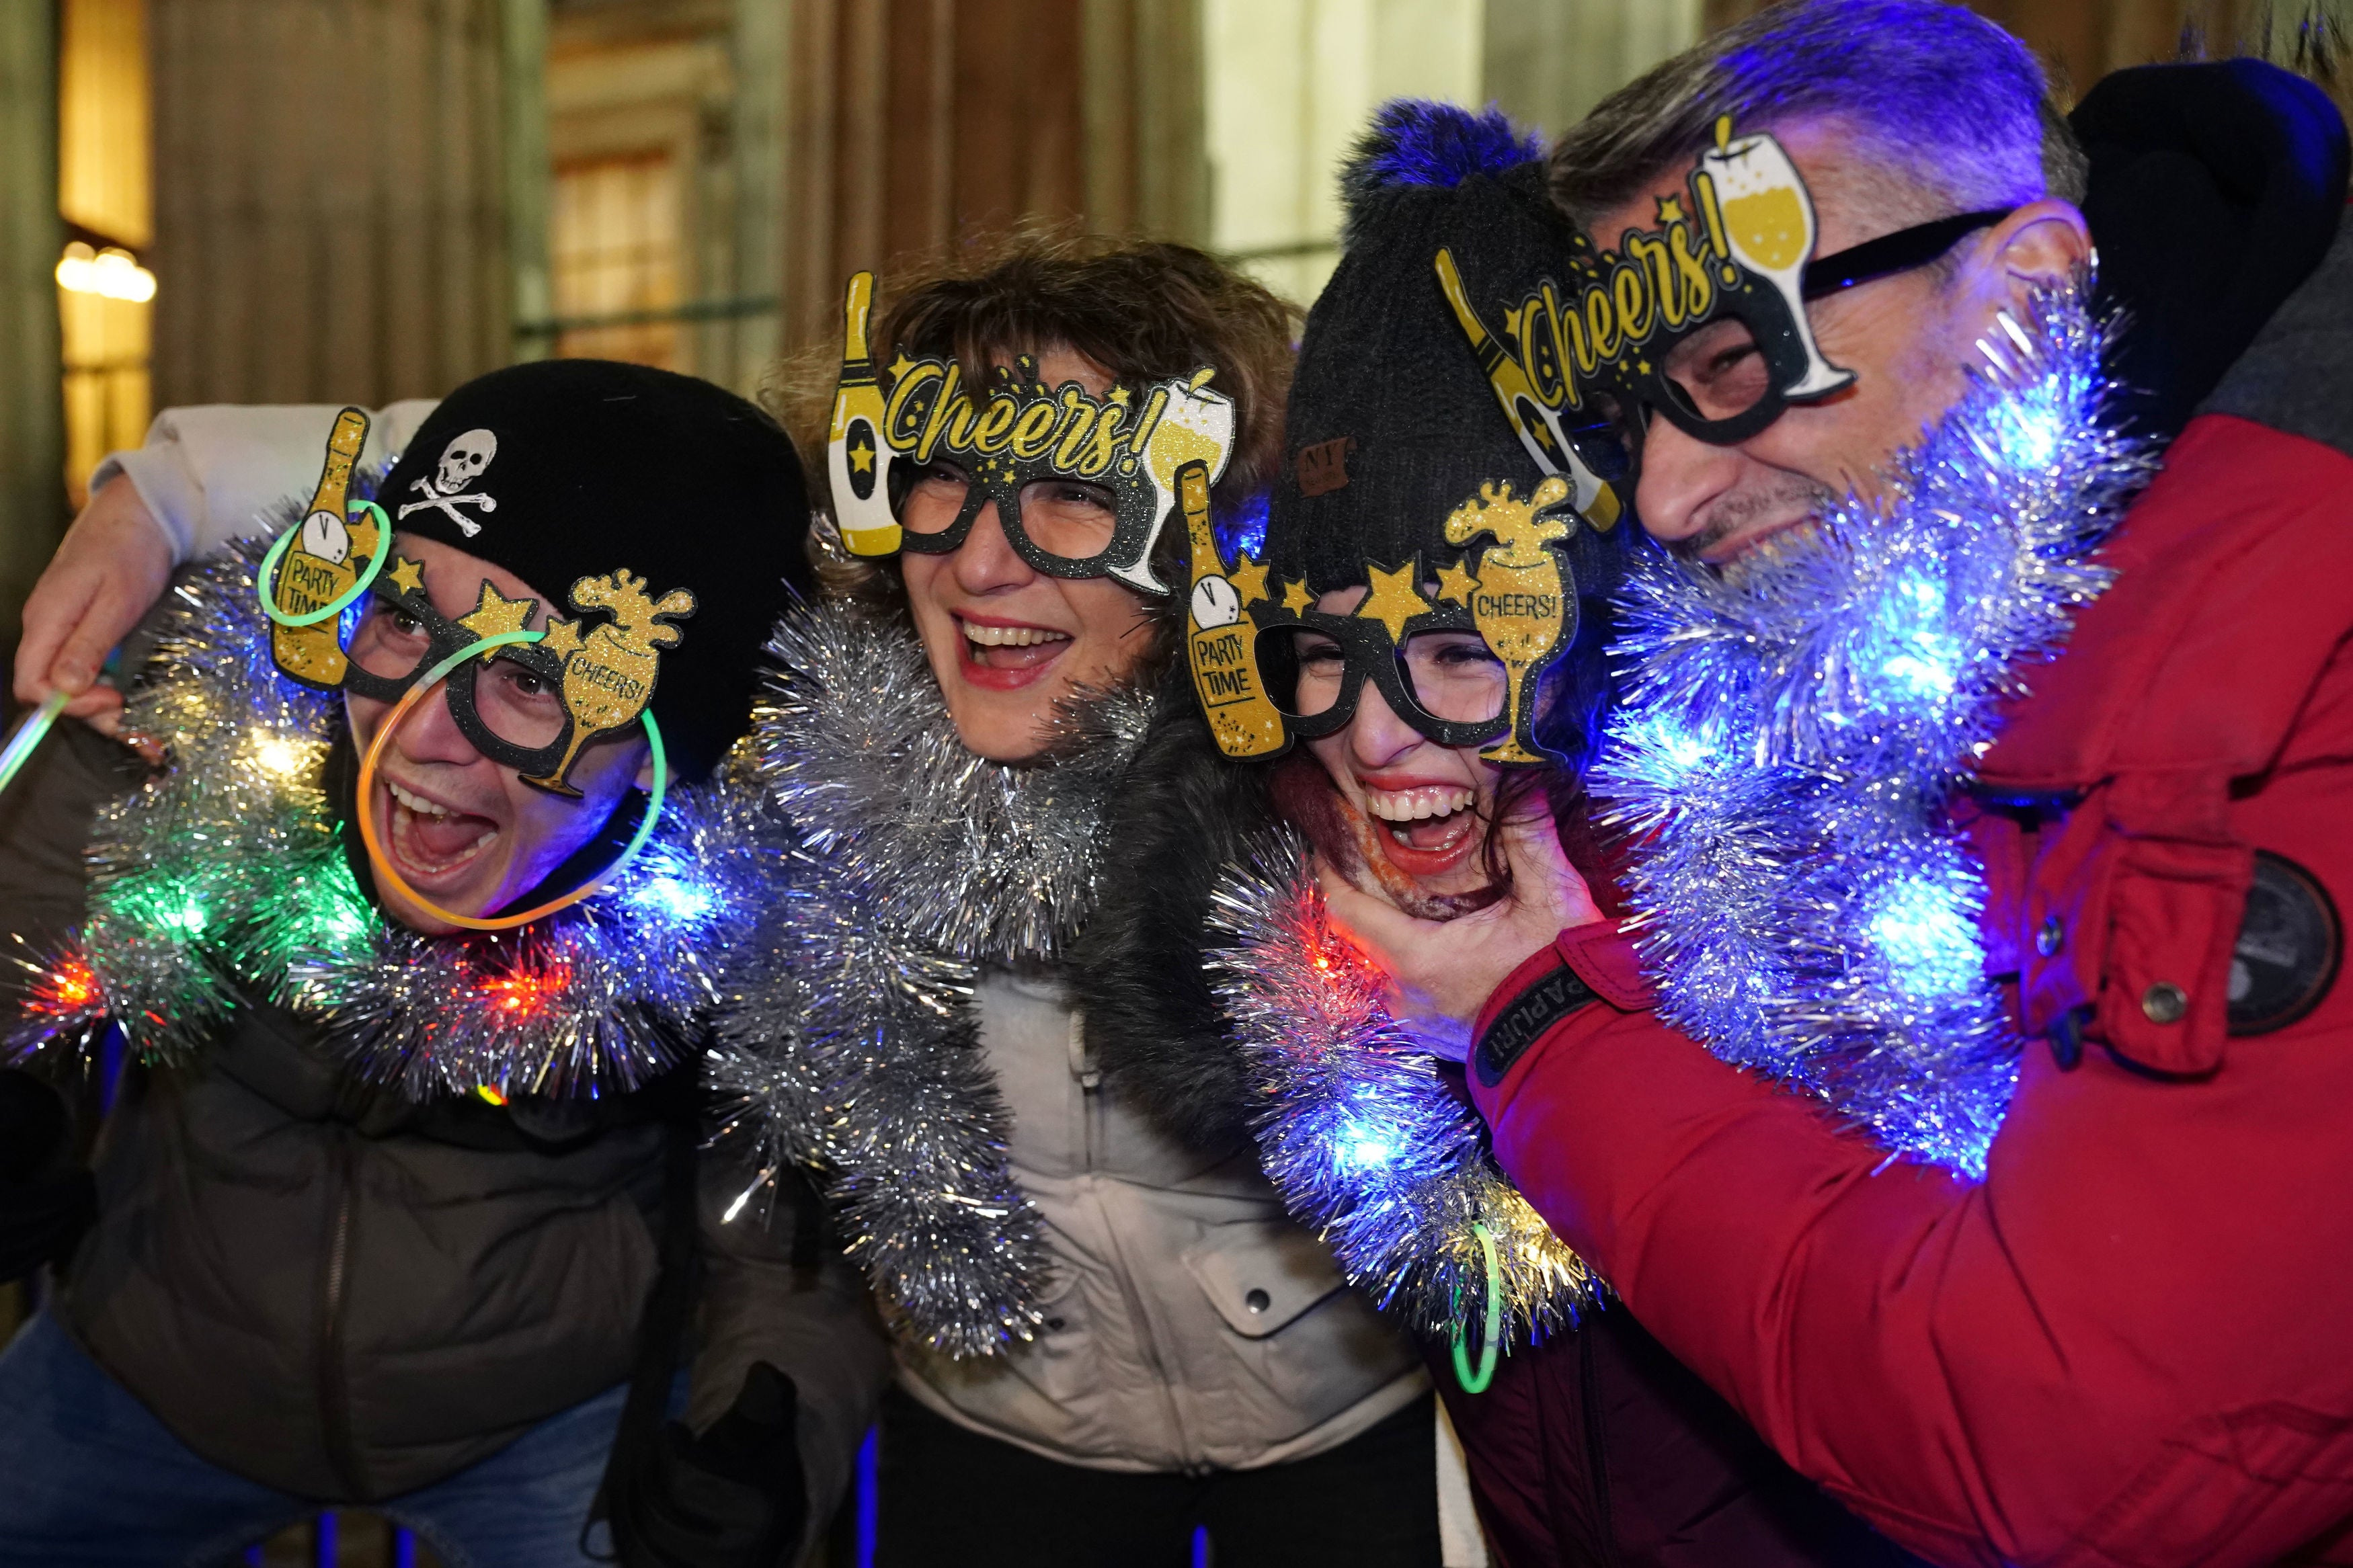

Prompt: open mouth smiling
[1360,780,1481,877]
[953,614,1074,690]
[380,775,502,882]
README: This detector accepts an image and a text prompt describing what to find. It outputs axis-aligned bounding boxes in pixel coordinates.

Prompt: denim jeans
[0,1311,633,1568]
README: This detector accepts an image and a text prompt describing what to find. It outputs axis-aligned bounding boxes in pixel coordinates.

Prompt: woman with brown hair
[1075,105,1926,1567]
[700,229,1450,1566]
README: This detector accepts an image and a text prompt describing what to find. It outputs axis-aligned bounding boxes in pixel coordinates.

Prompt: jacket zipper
[318,1134,365,1497]
[1579,1327,1620,1567]
[1070,1012,1202,1473]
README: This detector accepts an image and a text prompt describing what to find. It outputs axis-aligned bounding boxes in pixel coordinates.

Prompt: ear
[633,745,660,794]
[1960,197,2092,320]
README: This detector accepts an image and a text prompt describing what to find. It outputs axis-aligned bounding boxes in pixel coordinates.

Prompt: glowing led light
[1879,651,1957,695]
[55,241,157,302]
[475,1083,507,1106]
[634,875,714,924]
[478,964,570,1018]
[2001,398,2063,470]
[245,731,315,780]
[31,955,101,1016]
[1867,577,1962,698]
[1867,875,1982,999]
[1339,1120,1394,1169]
[142,898,208,937]
[1622,713,1720,776]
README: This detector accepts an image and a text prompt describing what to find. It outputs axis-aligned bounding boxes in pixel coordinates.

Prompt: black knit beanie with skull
[383,358,814,781]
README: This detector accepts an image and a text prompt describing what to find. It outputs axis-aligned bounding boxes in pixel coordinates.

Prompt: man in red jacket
[1324,3,2353,1565]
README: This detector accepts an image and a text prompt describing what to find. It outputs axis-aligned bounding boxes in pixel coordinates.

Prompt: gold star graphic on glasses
[1355,559,1433,643]
[458,581,538,649]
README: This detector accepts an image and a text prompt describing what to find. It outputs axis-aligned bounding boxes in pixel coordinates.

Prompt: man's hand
[1321,805,1605,1051]
[12,476,175,735]
[608,1362,807,1568]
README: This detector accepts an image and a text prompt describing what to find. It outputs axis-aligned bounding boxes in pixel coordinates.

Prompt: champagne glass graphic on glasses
[1700,119,1853,399]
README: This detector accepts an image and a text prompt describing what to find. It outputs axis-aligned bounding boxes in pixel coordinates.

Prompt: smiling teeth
[1365,786,1476,823]
[961,622,1070,647]
[387,781,451,817]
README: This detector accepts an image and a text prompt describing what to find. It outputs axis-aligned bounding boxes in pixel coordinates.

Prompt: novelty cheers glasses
[1444,477,1573,766]
[1700,126,1853,399]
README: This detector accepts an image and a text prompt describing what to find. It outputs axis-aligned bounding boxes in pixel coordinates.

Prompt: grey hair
[1551,0,2089,239]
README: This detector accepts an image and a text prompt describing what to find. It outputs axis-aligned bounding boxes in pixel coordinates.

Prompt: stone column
[0,1,66,694]
[730,0,789,393]
[1085,0,1209,243]
[770,0,1209,354]
[503,0,551,364]
[1486,0,1704,138]
[150,0,512,409]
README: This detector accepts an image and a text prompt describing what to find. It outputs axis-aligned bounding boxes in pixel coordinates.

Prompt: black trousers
[873,1387,1442,1568]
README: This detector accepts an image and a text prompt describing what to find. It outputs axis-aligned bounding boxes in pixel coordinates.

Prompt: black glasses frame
[339,567,577,780]
[1247,579,1523,751]
[1800,208,2015,300]
[885,451,1164,584]
[1586,206,2018,470]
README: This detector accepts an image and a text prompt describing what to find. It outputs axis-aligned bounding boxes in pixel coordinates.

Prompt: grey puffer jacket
[0,716,893,1518]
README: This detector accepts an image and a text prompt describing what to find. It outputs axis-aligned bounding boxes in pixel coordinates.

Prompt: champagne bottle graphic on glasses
[1433,247,1621,530]
[1698,118,1853,399]
[830,271,902,556]
[272,407,375,686]
[1181,460,1284,758]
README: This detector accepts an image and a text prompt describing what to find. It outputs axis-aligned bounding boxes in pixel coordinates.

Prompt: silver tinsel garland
[7,538,787,1099]
[753,595,1155,960]
[1207,831,1593,1344]
[1590,285,2153,1176]
[709,595,1152,1357]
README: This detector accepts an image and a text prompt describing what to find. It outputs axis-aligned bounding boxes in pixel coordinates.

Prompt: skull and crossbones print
[399,429,502,535]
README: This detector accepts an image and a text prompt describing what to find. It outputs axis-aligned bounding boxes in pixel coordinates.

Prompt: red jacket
[1473,405,2353,1567]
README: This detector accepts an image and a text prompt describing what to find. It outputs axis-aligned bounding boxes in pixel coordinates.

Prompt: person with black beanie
[0,359,891,1566]
[1073,99,1928,1568]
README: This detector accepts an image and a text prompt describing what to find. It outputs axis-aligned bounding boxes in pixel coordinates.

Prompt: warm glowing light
[56,240,156,302]
[32,956,102,1016]
[477,964,571,1018]
[245,731,315,781]
[475,1083,508,1106]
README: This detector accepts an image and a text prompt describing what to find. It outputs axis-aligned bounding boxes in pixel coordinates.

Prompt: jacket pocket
[2091,833,2251,1075]
[1179,1217,1415,1446]
[1181,1218,1347,1338]
[2070,1403,2353,1568]
[2034,774,2253,1076]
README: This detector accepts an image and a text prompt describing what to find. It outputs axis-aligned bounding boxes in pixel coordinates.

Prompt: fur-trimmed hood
[1066,663,1277,1150]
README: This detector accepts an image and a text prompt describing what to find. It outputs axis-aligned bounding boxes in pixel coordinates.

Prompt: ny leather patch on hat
[1297,436,1355,497]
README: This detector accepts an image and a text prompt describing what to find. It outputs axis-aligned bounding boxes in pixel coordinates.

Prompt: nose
[1347,676,1429,771]
[1633,414,1743,546]
[951,501,1038,595]
[393,679,492,770]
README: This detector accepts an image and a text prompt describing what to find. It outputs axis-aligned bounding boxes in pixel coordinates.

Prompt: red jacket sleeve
[1480,915,2353,1568]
